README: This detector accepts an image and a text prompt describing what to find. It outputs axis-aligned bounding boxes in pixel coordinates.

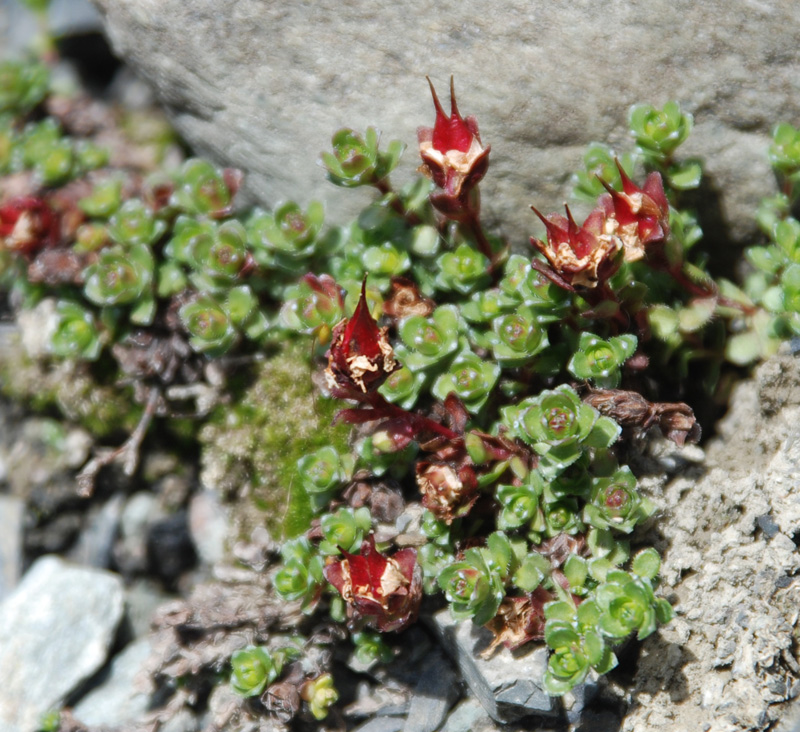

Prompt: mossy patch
[199,340,351,540]
[0,335,141,439]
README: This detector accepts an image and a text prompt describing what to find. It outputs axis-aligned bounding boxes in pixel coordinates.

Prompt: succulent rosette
[178,293,237,355]
[395,304,461,371]
[83,243,155,323]
[324,535,422,632]
[230,644,301,698]
[300,674,339,721]
[246,201,324,271]
[437,533,520,626]
[107,199,166,247]
[495,471,545,531]
[584,466,654,534]
[567,332,637,388]
[595,568,672,641]
[187,220,250,290]
[78,178,123,219]
[435,242,490,294]
[460,288,517,324]
[273,536,326,610]
[377,365,427,410]
[321,127,405,188]
[502,385,620,476]
[489,307,548,365]
[319,506,372,556]
[296,445,355,512]
[171,157,241,218]
[432,350,499,413]
[279,273,344,336]
[49,300,103,360]
[0,59,49,115]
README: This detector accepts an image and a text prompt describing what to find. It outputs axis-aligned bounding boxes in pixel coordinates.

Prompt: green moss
[199,340,350,540]
[0,336,141,438]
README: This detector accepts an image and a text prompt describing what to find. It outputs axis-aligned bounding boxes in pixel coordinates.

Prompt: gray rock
[574,709,622,732]
[563,678,599,726]
[72,638,152,728]
[354,717,405,732]
[431,609,555,723]
[115,490,160,574]
[68,492,124,568]
[188,489,229,565]
[0,495,24,602]
[161,709,200,732]
[91,0,799,247]
[403,648,459,732]
[440,698,500,732]
[124,578,171,639]
[0,555,124,732]
[622,352,800,732]
[0,0,101,54]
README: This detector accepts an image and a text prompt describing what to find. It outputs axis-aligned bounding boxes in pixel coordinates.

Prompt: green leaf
[283,480,312,539]
[725,330,763,366]
[584,416,621,449]
[668,160,702,190]
[631,548,661,579]
[678,298,716,333]
[563,554,588,588]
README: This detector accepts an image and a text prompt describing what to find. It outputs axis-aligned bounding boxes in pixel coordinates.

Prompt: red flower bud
[325,279,399,397]
[530,204,621,289]
[0,196,60,256]
[598,161,670,263]
[418,77,490,207]
[323,535,422,632]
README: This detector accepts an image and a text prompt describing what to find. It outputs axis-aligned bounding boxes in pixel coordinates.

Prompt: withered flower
[530,165,670,290]
[418,77,490,214]
[416,459,478,524]
[0,195,59,256]
[597,161,670,263]
[325,279,399,398]
[583,388,700,446]
[382,276,435,321]
[530,204,621,289]
[323,535,422,632]
[484,587,553,652]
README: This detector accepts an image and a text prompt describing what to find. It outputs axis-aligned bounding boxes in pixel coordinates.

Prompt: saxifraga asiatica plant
[2,54,800,716]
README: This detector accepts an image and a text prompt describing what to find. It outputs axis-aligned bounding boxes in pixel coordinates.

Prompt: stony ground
[0,325,798,731]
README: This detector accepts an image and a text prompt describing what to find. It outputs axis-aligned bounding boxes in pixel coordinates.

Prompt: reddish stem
[373,178,422,226]
[365,391,460,441]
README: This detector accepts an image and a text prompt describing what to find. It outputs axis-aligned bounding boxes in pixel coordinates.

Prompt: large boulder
[90,0,799,247]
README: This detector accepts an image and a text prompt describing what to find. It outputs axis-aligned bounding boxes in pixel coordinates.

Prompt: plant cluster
[3,47,799,718]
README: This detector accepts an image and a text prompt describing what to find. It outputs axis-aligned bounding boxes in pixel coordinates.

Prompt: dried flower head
[325,279,399,397]
[0,195,59,256]
[323,535,422,632]
[583,388,700,446]
[418,77,490,212]
[416,459,479,524]
[530,204,621,289]
[598,161,670,262]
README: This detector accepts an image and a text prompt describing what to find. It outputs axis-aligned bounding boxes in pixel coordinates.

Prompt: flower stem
[373,178,422,226]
